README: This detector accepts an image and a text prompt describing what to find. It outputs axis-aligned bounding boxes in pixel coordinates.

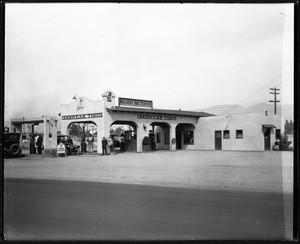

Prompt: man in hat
[36,134,44,154]
[101,137,108,156]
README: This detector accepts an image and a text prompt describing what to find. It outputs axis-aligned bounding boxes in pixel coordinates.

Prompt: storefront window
[184,131,194,145]
[165,131,170,145]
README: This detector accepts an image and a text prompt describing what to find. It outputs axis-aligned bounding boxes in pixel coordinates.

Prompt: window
[276,129,281,140]
[223,130,230,139]
[236,130,243,139]
[183,131,194,145]
[165,131,170,144]
[157,133,161,143]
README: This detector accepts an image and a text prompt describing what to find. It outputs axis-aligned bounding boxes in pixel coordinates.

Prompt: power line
[225,69,292,115]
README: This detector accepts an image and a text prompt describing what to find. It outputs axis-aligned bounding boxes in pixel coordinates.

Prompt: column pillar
[170,124,177,151]
[137,123,148,152]
[43,116,58,157]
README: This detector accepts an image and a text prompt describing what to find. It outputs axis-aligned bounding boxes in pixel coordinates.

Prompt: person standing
[81,134,86,154]
[120,133,125,152]
[110,137,117,155]
[88,134,94,153]
[36,134,43,154]
[107,136,117,155]
[106,137,112,155]
[102,137,108,156]
[30,134,36,154]
[149,130,156,151]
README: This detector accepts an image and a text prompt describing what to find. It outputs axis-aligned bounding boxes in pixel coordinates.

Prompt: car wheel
[10,143,21,155]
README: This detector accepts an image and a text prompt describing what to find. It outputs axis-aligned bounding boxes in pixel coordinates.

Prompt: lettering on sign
[119,97,153,109]
[62,113,103,120]
[137,114,177,120]
[57,143,66,153]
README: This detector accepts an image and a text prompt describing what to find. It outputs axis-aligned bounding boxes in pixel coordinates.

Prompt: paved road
[4,178,292,241]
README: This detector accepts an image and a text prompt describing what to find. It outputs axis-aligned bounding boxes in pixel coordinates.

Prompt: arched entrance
[67,121,97,153]
[110,120,137,152]
[176,123,196,150]
[150,122,171,151]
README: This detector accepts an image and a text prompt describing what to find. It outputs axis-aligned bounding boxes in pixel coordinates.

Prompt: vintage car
[4,132,23,157]
[57,134,80,155]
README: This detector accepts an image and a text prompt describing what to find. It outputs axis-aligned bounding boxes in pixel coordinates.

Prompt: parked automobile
[4,132,23,157]
[57,134,80,155]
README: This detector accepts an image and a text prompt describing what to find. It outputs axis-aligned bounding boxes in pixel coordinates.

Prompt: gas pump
[29,124,36,154]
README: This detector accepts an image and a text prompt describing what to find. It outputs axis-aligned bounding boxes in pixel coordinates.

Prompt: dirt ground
[4,150,293,193]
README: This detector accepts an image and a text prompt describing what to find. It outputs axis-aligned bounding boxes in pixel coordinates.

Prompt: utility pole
[269,88,280,114]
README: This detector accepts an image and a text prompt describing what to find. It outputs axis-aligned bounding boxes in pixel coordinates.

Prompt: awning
[262,124,276,128]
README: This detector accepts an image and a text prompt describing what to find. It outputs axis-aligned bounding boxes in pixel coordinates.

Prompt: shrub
[279,132,292,151]
[142,136,150,145]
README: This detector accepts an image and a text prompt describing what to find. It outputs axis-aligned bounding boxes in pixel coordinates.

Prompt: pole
[269,88,280,115]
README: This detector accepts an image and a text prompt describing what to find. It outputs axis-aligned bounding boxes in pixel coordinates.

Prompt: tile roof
[107,106,215,117]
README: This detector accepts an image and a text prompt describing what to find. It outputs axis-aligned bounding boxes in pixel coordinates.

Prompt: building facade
[59,90,282,153]
[196,113,282,151]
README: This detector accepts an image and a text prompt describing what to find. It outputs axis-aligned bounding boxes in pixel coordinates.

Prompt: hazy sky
[5,3,294,120]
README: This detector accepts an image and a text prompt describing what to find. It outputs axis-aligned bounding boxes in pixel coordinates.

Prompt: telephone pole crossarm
[269,87,280,114]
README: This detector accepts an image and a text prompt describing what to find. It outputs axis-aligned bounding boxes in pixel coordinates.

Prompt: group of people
[30,134,43,154]
[81,134,95,153]
[101,136,117,156]
[81,133,126,155]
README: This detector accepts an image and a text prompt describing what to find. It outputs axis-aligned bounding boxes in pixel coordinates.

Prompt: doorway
[176,130,182,149]
[215,130,222,150]
[264,128,271,151]
[67,121,97,153]
[110,121,137,152]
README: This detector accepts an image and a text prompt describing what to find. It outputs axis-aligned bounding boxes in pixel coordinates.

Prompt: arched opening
[110,120,138,153]
[150,122,171,151]
[176,123,196,150]
[67,121,97,153]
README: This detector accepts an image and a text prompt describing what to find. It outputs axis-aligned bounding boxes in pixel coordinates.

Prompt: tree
[69,123,80,136]
[284,120,294,134]
[279,132,292,151]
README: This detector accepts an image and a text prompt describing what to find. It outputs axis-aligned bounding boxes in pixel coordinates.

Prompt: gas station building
[59,90,282,153]
[9,90,282,155]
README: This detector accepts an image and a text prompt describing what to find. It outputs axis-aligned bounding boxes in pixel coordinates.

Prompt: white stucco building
[59,90,282,153]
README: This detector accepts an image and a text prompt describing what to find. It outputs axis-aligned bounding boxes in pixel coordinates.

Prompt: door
[176,130,182,149]
[264,128,271,151]
[215,131,222,150]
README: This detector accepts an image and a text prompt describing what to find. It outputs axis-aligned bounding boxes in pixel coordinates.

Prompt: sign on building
[62,113,103,120]
[137,114,177,120]
[119,97,153,109]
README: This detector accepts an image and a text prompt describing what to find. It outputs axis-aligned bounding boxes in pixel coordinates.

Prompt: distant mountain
[198,104,246,116]
[197,103,293,121]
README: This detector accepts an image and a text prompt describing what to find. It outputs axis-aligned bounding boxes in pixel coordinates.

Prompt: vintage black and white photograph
[3,2,294,241]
